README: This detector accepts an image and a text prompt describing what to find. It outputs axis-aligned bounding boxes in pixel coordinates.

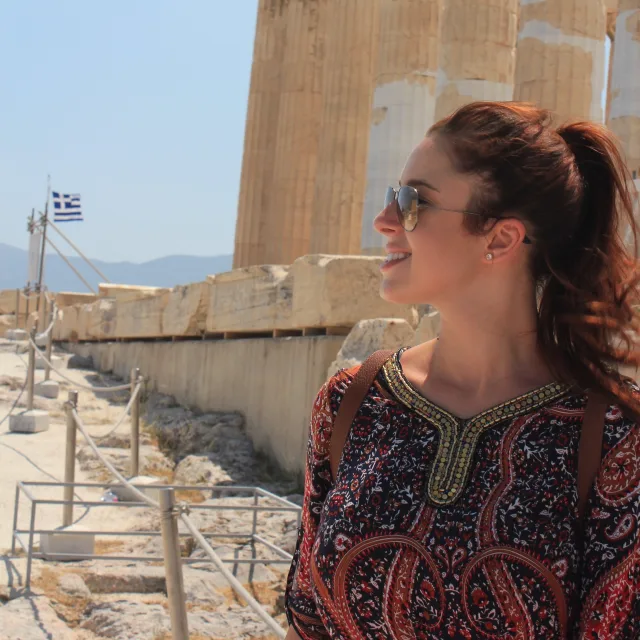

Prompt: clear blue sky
[0,0,258,263]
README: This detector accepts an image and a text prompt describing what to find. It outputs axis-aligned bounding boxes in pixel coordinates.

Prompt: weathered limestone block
[0,314,14,337]
[115,292,171,339]
[291,255,418,329]
[80,299,117,341]
[0,289,17,314]
[413,309,442,345]
[205,265,293,333]
[328,318,415,377]
[99,283,171,303]
[0,290,39,317]
[53,305,80,341]
[162,281,211,337]
[55,291,98,308]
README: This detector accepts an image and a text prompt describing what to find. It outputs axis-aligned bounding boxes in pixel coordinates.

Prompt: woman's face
[373,134,490,306]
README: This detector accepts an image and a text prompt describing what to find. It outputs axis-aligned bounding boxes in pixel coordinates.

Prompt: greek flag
[52,192,83,222]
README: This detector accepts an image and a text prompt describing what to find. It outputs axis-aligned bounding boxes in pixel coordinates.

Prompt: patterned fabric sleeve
[575,411,640,639]
[285,371,351,638]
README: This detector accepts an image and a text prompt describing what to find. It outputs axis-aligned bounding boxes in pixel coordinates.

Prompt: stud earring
[485,253,493,261]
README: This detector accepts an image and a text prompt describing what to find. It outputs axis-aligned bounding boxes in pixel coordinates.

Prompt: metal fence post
[63,390,78,527]
[250,490,259,582]
[130,367,140,477]
[44,304,54,382]
[159,489,189,640]
[11,484,20,554]
[27,327,37,411]
[26,500,37,590]
[14,288,20,329]
[24,289,30,329]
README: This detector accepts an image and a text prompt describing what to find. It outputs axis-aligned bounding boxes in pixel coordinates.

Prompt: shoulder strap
[577,391,608,521]
[329,350,395,480]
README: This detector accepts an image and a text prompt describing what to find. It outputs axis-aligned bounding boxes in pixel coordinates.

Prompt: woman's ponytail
[537,122,640,418]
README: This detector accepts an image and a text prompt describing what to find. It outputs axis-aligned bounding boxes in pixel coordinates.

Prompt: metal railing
[12,481,300,638]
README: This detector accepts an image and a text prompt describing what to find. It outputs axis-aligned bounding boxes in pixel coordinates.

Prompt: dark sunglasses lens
[384,187,396,209]
[398,187,418,231]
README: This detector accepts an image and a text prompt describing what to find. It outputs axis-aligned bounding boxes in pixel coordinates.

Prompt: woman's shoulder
[311,358,393,447]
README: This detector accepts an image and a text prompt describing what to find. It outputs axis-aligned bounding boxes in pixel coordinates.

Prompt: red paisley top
[285,349,640,639]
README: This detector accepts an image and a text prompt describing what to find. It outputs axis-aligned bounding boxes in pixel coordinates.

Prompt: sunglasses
[384,185,532,244]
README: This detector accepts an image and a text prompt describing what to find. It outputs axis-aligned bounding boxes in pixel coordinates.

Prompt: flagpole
[35,176,51,316]
[26,209,36,292]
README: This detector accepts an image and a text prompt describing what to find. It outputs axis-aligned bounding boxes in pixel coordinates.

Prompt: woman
[284,102,640,639]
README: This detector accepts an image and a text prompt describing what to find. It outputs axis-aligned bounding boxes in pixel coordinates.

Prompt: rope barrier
[70,407,158,508]
[27,338,131,392]
[38,304,58,339]
[93,381,143,442]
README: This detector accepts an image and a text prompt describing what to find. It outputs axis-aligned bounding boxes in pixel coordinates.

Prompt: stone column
[233,1,286,269]
[308,0,380,256]
[434,0,518,121]
[513,0,607,124]
[609,0,640,178]
[361,0,442,256]
[264,0,328,265]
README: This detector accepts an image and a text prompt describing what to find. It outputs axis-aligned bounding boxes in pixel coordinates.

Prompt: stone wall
[65,336,344,477]
[50,255,418,341]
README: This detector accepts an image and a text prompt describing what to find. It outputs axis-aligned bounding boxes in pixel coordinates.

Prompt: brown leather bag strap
[329,350,395,480]
[577,391,608,522]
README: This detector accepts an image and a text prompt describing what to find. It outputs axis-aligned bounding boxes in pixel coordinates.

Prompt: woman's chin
[379,280,423,306]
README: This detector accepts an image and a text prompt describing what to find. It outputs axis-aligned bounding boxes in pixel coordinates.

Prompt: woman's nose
[373,199,402,236]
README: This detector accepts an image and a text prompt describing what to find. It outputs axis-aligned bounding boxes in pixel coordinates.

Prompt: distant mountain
[0,242,233,292]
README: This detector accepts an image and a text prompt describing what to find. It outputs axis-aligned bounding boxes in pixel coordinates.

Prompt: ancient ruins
[234,0,640,263]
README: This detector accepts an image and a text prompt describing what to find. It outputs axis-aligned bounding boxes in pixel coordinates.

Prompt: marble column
[609,0,640,178]
[434,0,519,121]
[513,0,607,124]
[264,0,328,265]
[233,0,286,268]
[308,0,380,256]
[361,0,442,256]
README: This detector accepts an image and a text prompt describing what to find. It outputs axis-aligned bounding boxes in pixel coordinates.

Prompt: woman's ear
[486,218,529,260]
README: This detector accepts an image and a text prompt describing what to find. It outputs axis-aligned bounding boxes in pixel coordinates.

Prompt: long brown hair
[429,101,640,421]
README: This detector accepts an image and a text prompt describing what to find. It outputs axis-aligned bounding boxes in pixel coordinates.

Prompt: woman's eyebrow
[399,178,440,192]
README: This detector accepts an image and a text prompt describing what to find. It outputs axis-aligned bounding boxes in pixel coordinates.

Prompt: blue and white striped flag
[52,192,83,222]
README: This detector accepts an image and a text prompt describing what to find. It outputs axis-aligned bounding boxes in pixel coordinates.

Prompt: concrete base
[111,476,165,503]
[35,379,60,399]
[40,524,96,561]
[35,354,61,370]
[6,329,27,341]
[9,410,50,433]
[35,333,48,347]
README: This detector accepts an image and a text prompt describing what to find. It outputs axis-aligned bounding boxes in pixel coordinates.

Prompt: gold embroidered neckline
[381,348,572,505]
